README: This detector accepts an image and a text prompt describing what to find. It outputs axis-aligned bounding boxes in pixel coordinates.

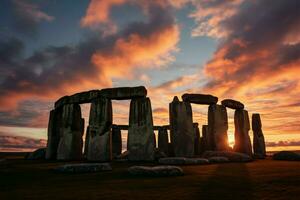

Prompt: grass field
[1,153,300,200]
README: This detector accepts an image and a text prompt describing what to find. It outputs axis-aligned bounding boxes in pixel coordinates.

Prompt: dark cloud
[204,0,300,91]
[11,0,54,37]
[266,140,300,147]
[0,1,178,131]
[0,135,46,151]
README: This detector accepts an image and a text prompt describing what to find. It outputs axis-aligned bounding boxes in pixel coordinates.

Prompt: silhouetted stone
[169,96,195,157]
[202,125,209,151]
[273,151,300,161]
[252,113,266,158]
[203,151,252,162]
[155,148,168,159]
[46,109,62,160]
[182,93,218,105]
[158,128,169,155]
[221,99,244,109]
[208,156,229,163]
[55,86,147,108]
[115,150,129,160]
[55,90,100,108]
[86,98,112,161]
[168,143,175,157]
[57,104,84,160]
[100,86,147,100]
[128,97,155,161]
[194,123,201,155]
[159,157,209,165]
[234,109,252,157]
[208,104,230,151]
[112,126,122,157]
[128,166,184,177]
[27,148,46,160]
[55,163,112,173]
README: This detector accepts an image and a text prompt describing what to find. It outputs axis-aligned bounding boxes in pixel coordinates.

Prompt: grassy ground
[0,153,300,200]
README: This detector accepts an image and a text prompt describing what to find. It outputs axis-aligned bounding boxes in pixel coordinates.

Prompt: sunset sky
[0,0,300,152]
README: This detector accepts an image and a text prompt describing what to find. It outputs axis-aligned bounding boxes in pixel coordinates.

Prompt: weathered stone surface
[55,86,147,108]
[55,90,100,108]
[234,109,252,157]
[203,151,252,162]
[208,156,229,163]
[208,104,230,151]
[26,148,46,160]
[169,96,195,157]
[155,148,168,159]
[194,123,201,155]
[273,151,300,161]
[46,109,62,160]
[112,125,122,157]
[128,166,184,177]
[202,125,209,151]
[100,86,147,100]
[221,99,244,110]
[182,93,218,105]
[115,150,129,160]
[55,163,112,173]
[57,104,84,160]
[86,98,112,161]
[159,157,209,165]
[158,128,169,155]
[252,113,266,158]
[128,97,155,161]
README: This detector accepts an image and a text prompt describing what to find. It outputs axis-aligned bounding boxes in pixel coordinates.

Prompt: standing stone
[158,128,169,155]
[194,123,201,155]
[169,96,195,157]
[128,97,155,161]
[46,108,62,160]
[83,126,90,157]
[57,104,84,160]
[112,125,122,157]
[234,109,252,157]
[252,113,266,158]
[208,104,230,151]
[86,97,112,161]
[202,125,209,151]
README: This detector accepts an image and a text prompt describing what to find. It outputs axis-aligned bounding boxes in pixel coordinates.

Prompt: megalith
[57,104,84,160]
[86,97,112,161]
[208,104,230,151]
[194,123,201,155]
[202,125,209,151]
[46,108,62,160]
[112,125,122,157]
[128,97,155,161]
[234,109,252,156]
[158,127,169,155]
[252,113,266,158]
[169,96,195,157]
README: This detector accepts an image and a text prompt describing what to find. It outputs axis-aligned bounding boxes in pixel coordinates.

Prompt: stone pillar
[202,125,209,151]
[86,97,112,161]
[208,104,229,151]
[112,125,122,157]
[234,109,252,156]
[252,113,266,158]
[57,104,84,160]
[46,108,62,160]
[194,123,201,155]
[158,127,169,155]
[128,97,155,161]
[169,96,195,157]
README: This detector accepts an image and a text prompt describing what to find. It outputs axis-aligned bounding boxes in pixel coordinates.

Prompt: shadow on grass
[198,163,254,200]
